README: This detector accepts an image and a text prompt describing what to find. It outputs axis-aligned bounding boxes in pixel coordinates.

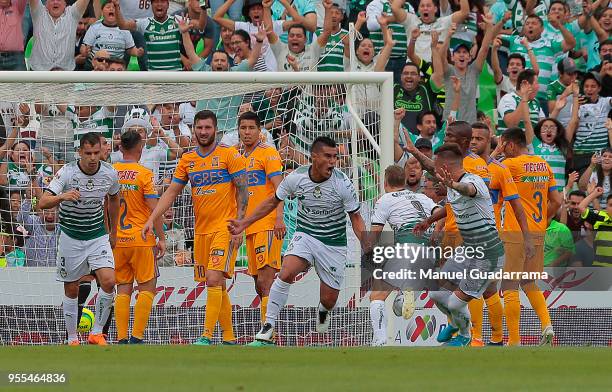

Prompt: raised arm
[502,82,531,128]
[578,153,599,191]
[213,0,237,30]
[279,0,316,33]
[491,37,504,84]
[565,82,581,143]
[316,0,334,48]
[393,108,406,162]
[390,0,408,24]
[591,14,608,42]
[475,12,508,71]
[550,14,577,53]
[113,0,137,31]
[247,25,266,70]
[374,16,394,72]
[401,128,437,175]
[430,30,445,90]
[263,0,278,44]
[521,37,540,76]
[451,0,469,24]
[407,28,422,65]
[74,0,91,15]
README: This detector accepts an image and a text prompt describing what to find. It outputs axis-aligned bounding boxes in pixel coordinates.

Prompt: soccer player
[112,130,166,344]
[427,143,505,346]
[367,165,441,346]
[38,132,120,346]
[143,110,248,346]
[469,123,534,346]
[238,111,285,325]
[228,136,366,346]
[500,127,562,346]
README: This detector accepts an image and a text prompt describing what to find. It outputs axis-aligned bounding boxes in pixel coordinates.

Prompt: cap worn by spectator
[415,138,433,151]
[558,57,577,74]
[452,42,472,54]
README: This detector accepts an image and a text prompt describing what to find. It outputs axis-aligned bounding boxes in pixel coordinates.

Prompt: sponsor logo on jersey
[255,246,266,254]
[313,186,322,199]
[118,170,138,181]
[86,179,94,190]
[211,249,225,256]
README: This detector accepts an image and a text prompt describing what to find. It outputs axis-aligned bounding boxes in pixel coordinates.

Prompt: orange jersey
[487,158,519,230]
[445,153,491,232]
[502,154,556,234]
[113,161,158,247]
[173,144,246,235]
[244,143,283,235]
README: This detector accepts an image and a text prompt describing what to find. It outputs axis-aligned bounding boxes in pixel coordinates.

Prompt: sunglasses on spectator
[95,57,110,63]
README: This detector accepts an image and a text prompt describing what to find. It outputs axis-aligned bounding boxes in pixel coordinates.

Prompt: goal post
[0,70,395,346]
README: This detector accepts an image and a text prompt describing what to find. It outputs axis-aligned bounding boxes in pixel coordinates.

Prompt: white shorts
[56,232,115,282]
[285,232,346,290]
[441,252,504,298]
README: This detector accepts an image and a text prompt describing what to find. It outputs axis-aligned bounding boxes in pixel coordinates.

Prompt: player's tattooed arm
[401,128,437,178]
[233,173,249,220]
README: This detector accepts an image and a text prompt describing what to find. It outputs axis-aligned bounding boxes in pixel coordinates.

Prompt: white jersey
[271,39,323,72]
[119,0,152,19]
[371,190,439,244]
[276,165,360,246]
[446,173,503,257]
[46,160,120,241]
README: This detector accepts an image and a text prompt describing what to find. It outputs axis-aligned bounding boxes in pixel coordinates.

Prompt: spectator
[0,0,28,70]
[160,207,186,267]
[107,55,126,71]
[221,103,275,148]
[81,0,143,70]
[395,109,443,165]
[589,38,612,73]
[0,141,38,190]
[570,73,611,172]
[9,189,22,222]
[579,148,612,208]
[90,49,111,70]
[116,0,152,70]
[74,17,90,70]
[391,0,469,62]
[560,190,588,242]
[214,0,284,71]
[0,226,25,267]
[544,217,575,267]
[578,186,612,266]
[366,0,415,83]
[29,0,92,71]
[499,14,576,112]
[491,39,537,102]
[572,221,595,267]
[209,0,244,46]
[173,0,214,67]
[497,69,544,135]
[526,117,573,190]
[547,58,578,124]
[270,0,317,44]
[231,29,270,71]
[592,7,612,46]
[316,2,347,72]
[209,25,237,64]
[15,198,59,267]
[115,0,195,71]
[439,0,485,51]
[541,0,588,48]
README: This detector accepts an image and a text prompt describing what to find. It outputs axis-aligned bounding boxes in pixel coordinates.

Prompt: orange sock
[523,282,551,331]
[132,291,154,340]
[504,289,521,345]
[485,293,504,343]
[115,294,130,341]
[260,296,269,324]
[468,297,484,341]
[203,286,222,339]
[218,288,235,342]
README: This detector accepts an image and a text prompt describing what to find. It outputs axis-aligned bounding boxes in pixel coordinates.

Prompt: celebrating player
[143,110,248,346]
[39,132,120,346]
[228,136,366,346]
[427,143,505,347]
[499,127,562,346]
[113,130,166,344]
[238,111,285,325]
[366,165,441,346]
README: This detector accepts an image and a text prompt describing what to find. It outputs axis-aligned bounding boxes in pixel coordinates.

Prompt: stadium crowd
[0,0,610,272]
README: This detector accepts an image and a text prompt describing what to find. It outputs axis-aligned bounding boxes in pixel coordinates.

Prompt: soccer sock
[260,296,269,324]
[63,295,78,342]
[447,294,471,337]
[485,293,504,343]
[92,289,114,335]
[202,286,222,339]
[429,289,452,322]
[115,294,131,341]
[132,291,154,340]
[265,278,291,329]
[102,306,114,336]
[468,296,484,341]
[218,288,235,342]
[522,282,551,331]
[504,289,521,345]
[369,300,386,342]
[77,281,92,323]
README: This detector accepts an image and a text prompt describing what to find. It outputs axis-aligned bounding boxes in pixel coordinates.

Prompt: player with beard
[144,110,248,345]
[469,122,534,346]
[404,156,423,193]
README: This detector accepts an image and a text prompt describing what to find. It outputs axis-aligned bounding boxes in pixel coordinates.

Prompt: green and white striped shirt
[530,139,565,189]
[136,16,183,71]
[574,98,612,154]
[497,92,544,135]
[316,28,347,72]
[276,166,360,246]
[367,0,414,59]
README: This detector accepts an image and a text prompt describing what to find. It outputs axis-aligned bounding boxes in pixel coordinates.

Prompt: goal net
[0,71,394,346]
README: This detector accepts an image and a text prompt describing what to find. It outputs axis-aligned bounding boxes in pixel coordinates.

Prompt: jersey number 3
[532,191,543,223]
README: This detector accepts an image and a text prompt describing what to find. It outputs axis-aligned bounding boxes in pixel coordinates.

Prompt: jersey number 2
[119,199,132,230]
[532,191,543,223]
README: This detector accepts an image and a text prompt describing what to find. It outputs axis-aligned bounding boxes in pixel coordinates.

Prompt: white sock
[63,295,78,341]
[92,289,114,335]
[369,300,386,342]
[447,294,471,337]
[429,289,452,322]
[265,278,291,329]
[318,302,333,313]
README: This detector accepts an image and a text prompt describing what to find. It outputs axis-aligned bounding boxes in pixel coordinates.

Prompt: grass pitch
[2,346,611,391]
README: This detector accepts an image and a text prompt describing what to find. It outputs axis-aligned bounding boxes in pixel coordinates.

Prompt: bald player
[469,122,534,346]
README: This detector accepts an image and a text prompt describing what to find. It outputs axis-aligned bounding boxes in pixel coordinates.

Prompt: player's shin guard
[203,286,222,339]
[522,282,551,330]
[485,293,504,343]
[218,288,235,342]
[92,289,114,335]
[63,295,78,342]
[447,294,471,337]
[266,278,291,329]
[260,296,269,324]
[115,294,131,341]
[77,281,92,323]
[132,291,154,340]
[504,289,521,345]
[369,300,386,344]
[468,297,484,342]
